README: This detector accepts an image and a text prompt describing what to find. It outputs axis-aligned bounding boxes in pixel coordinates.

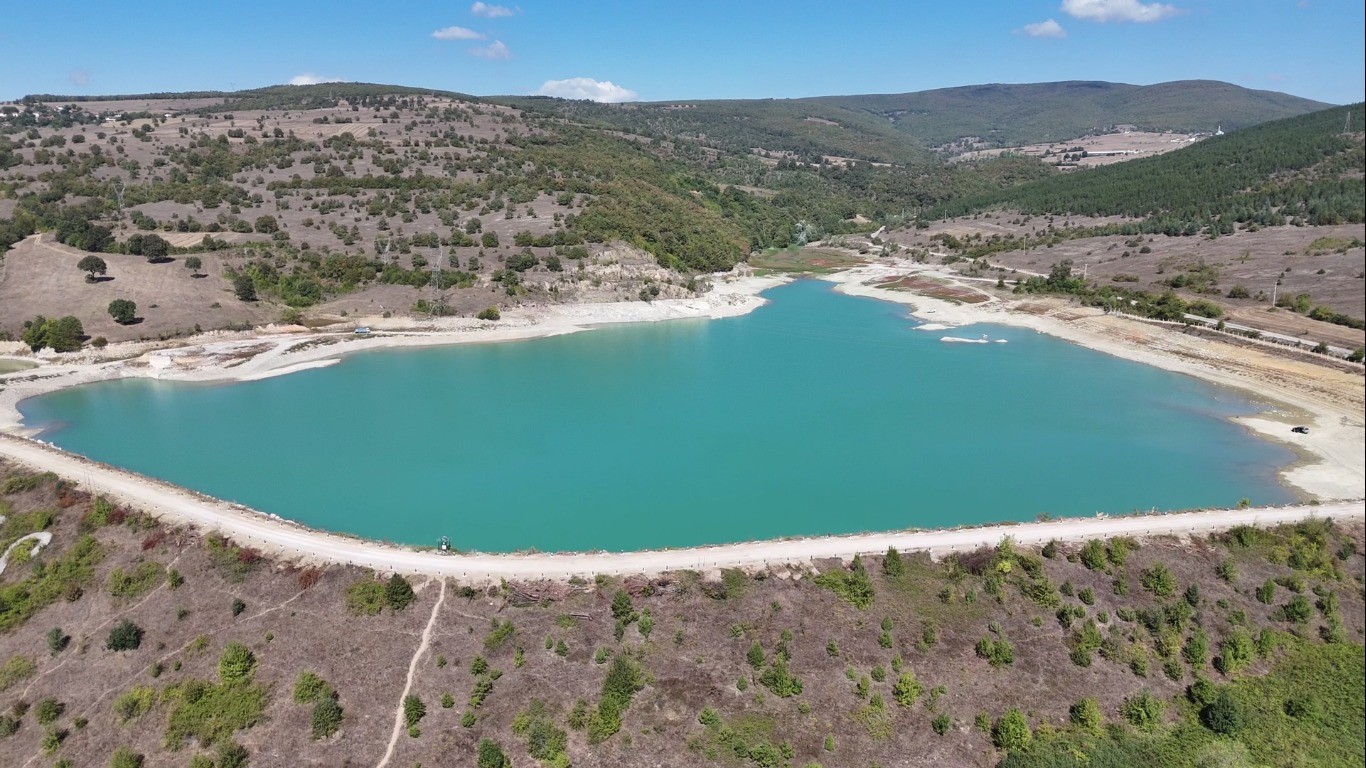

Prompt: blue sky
[1,0,1361,104]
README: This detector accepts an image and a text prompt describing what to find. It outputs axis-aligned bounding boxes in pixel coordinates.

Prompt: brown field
[749,247,868,274]
[951,130,1209,170]
[875,275,990,303]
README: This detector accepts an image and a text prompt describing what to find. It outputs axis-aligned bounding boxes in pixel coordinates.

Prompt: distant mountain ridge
[19,79,1328,166]
[809,79,1331,146]
[501,79,1330,164]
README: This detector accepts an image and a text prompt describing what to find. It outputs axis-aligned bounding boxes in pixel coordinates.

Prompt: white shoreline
[0,431,1359,579]
[821,264,1365,501]
[0,261,1362,577]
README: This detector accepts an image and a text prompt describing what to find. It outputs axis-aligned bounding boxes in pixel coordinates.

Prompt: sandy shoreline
[822,264,1365,502]
[0,259,1362,576]
[0,431,1360,580]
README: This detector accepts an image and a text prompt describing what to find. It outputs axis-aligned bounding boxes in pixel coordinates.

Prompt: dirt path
[376,579,446,768]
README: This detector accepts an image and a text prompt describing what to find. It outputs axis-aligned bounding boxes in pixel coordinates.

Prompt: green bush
[293,671,329,704]
[992,709,1032,751]
[813,555,875,609]
[892,672,923,706]
[403,694,426,728]
[0,655,37,692]
[35,697,64,725]
[113,687,156,722]
[1201,689,1245,735]
[345,579,387,615]
[975,637,1015,667]
[758,657,803,697]
[477,739,510,768]
[106,620,144,652]
[386,574,415,610]
[1121,690,1165,731]
[217,643,256,685]
[163,678,266,749]
[1070,698,1102,731]
[311,695,343,740]
[109,747,144,768]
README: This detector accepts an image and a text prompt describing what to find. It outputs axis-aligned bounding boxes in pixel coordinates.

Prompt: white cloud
[470,2,515,18]
[1018,19,1067,37]
[288,73,341,86]
[468,40,511,60]
[1061,0,1180,23]
[432,26,485,40]
[534,77,639,103]
[69,69,91,86]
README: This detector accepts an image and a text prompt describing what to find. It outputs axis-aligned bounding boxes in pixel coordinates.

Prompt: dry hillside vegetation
[1,463,1361,767]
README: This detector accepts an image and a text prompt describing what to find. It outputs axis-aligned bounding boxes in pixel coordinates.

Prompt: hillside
[499,80,1329,164]
[933,103,1365,229]
[812,80,1330,150]
[0,83,1357,351]
[0,463,1362,767]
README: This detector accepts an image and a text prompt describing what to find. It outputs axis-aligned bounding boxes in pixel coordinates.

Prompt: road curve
[1,433,1361,581]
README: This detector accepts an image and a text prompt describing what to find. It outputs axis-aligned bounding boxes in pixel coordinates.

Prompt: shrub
[403,694,426,728]
[759,657,803,697]
[106,620,144,651]
[1200,689,1244,735]
[932,713,951,735]
[882,547,904,577]
[1215,630,1254,675]
[110,747,144,768]
[217,643,256,684]
[477,307,501,321]
[992,709,1032,751]
[293,672,329,704]
[106,561,165,599]
[892,672,923,706]
[113,686,156,722]
[1121,690,1165,731]
[1279,595,1313,623]
[1140,564,1177,597]
[747,641,765,669]
[386,574,416,610]
[477,739,510,768]
[215,742,249,768]
[813,555,875,609]
[311,696,343,740]
[485,619,516,652]
[1069,698,1102,731]
[975,637,1015,667]
[345,579,387,615]
[35,697,64,725]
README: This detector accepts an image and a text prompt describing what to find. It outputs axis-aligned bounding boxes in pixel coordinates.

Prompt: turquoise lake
[21,280,1295,552]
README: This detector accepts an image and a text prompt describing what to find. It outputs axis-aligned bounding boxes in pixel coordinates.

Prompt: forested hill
[809,80,1330,149]
[22,82,476,114]
[497,80,1328,164]
[930,103,1365,235]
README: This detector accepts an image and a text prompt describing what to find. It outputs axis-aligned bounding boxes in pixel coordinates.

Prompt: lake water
[21,281,1294,552]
